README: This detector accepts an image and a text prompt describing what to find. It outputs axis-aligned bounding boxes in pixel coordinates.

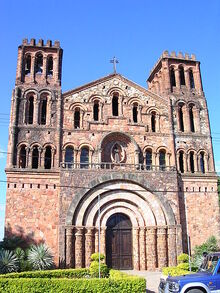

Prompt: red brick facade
[5,39,220,270]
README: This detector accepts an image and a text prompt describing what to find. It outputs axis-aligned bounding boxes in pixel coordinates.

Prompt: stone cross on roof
[110,56,119,73]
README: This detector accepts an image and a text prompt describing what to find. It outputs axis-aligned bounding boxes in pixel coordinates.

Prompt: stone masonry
[4,39,220,270]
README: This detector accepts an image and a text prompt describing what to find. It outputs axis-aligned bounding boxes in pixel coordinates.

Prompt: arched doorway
[106,213,132,269]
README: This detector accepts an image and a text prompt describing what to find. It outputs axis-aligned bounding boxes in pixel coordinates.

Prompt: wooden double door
[106,213,133,270]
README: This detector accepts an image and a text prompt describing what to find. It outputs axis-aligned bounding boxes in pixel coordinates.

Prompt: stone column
[46,98,51,126]
[100,103,104,121]
[51,148,56,168]
[176,225,183,257]
[43,56,47,79]
[25,147,30,168]
[31,55,35,81]
[193,107,200,133]
[39,147,44,168]
[66,227,73,268]
[33,97,39,125]
[182,105,190,132]
[204,154,209,172]
[185,70,190,89]
[174,69,180,89]
[146,227,157,270]
[74,148,79,168]
[177,153,180,171]
[168,227,177,266]
[157,227,167,269]
[89,150,93,168]
[75,227,84,268]
[119,96,123,116]
[100,227,106,255]
[138,105,143,123]
[134,150,140,166]
[139,227,146,270]
[133,228,139,270]
[194,153,198,173]
[23,99,27,123]
[28,147,33,168]
[94,228,99,253]
[85,228,94,267]
[183,153,188,173]
[152,152,157,170]
[156,114,160,132]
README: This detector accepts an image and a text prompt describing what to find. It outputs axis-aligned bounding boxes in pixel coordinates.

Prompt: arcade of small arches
[23,51,54,78]
[17,143,56,169]
[169,65,196,92]
[64,179,181,270]
[177,149,209,174]
[176,101,200,133]
[70,92,161,132]
[24,91,52,125]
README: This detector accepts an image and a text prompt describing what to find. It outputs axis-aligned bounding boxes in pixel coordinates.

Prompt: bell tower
[7,39,63,169]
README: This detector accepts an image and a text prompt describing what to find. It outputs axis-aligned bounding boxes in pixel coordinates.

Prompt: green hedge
[162,266,192,276]
[0,277,146,293]
[0,268,89,279]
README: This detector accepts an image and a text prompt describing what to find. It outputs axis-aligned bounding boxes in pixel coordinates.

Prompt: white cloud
[0,147,6,159]
[215,161,220,174]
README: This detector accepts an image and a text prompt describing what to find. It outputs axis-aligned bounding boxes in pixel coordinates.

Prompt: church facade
[5,39,220,270]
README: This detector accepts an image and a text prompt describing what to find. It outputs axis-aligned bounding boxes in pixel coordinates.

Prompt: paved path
[124,270,162,292]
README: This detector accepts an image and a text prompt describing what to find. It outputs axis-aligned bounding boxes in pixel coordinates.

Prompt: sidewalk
[124,270,162,292]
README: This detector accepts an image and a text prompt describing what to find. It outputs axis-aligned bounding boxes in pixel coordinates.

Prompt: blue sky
[0,0,220,240]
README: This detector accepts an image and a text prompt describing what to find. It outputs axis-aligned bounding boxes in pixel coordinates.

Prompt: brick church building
[5,39,220,270]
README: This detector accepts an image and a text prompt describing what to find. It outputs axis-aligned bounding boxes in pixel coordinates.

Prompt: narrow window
[65,147,74,168]
[189,105,195,132]
[80,147,89,169]
[170,68,176,89]
[179,151,184,173]
[133,104,138,123]
[190,151,194,173]
[189,69,195,89]
[93,102,99,121]
[44,146,52,169]
[146,150,152,170]
[25,55,31,75]
[19,146,26,168]
[112,95,118,116]
[179,66,185,86]
[159,150,166,171]
[74,109,80,128]
[40,97,47,125]
[47,56,53,76]
[178,104,184,132]
[200,152,205,173]
[32,146,39,169]
[151,111,156,132]
[28,96,34,124]
[35,54,43,74]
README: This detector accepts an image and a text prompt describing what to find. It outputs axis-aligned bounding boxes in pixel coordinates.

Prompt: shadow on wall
[0,223,43,250]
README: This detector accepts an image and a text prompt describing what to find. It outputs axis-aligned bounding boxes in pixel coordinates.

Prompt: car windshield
[200,255,220,273]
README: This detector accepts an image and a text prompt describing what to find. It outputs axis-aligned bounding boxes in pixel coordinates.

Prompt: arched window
[112,95,119,116]
[170,68,176,89]
[189,69,195,89]
[178,104,184,132]
[133,103,138,123]
[47,56,53,76]
[65,147,74,167]
[32,146,39,169]
[189,151,195,173]
[179,66,185,86]
[80,147,89,169]
[39,96,47,125]
[24,55,31,75]
[74,108,80,129]
[179,151,184,173]
[44,146,52,169]
[200,152,205,173]
[19,146,26,168]
[35,53,43,74]
[27,96,34,124]
[93,101,99,121]
[146,150,152,170]
[151,111,156,132]
[189,104,195,132]
[159,150,166,171]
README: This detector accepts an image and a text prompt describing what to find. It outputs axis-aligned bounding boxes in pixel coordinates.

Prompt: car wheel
[187,289,204,293]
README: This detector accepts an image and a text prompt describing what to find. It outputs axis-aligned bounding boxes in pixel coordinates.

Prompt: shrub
[177,253,189,264]
[89,261,109,278]
[15,248,32,272]
[193,236,219,259]
[177,263,189,270]
[90,253,105,262]
[27,244,54,270]
[0,250,19,274]
[0,268,89,279]
[162,266,192,276]
[0,277,146,293]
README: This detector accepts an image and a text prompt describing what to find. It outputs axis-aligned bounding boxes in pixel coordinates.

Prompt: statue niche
[111,143,125,163]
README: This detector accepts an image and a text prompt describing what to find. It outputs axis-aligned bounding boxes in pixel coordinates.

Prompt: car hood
[167,272,211,282]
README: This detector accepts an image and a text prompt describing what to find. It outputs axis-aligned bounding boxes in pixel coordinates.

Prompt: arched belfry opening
[106,213,132,269]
